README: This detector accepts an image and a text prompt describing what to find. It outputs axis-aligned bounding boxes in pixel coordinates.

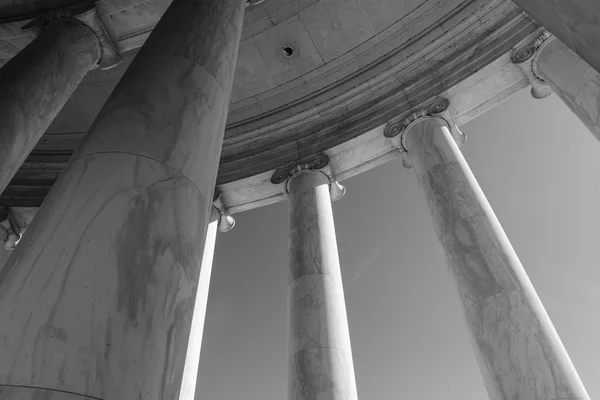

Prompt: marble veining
[0,154,205,399]
[535,37,600,142]
[405,117,590,400]
[0,18,99,193]
[287,170,357,400]
[0,0,246,398]
[467,290,588,400]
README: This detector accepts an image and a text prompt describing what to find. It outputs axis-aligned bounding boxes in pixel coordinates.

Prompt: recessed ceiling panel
[299,0,374,63]
[253,14,324,85]
[231,39,276,103]
[354,0,423,33]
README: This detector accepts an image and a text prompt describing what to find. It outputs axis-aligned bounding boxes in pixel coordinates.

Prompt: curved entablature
[0,0,541,215]
[217,28,542,214]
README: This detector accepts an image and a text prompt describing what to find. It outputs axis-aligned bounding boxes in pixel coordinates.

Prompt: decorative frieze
[271,154,345,200]
[22,2,121,70]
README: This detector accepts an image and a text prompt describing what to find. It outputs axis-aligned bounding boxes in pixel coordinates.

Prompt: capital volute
[511,30,555,98]
[270,154,346,201]
[0,208,22,251]
[212,192,235,232]
[384,98,466,169]
[21,2,121,70]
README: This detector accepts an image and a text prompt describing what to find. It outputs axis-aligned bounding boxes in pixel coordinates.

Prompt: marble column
[0,0,245,398]
[179,198,235,400]
[510,0,600,74]
[0,18,100,194]
[286,168,358,400]
[534,34,600,142]
[402,115,589,400]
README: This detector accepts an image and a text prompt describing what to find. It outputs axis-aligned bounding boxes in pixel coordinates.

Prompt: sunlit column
[0,15,100,194]
[179,195,235,400]
[395,106,590,400]
[513,31,600,142]
[0,0,245,398]
[510,0,600,74]
[276,157,358,400]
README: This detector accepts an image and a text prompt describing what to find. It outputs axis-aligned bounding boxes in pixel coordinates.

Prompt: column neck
[384,98,465,169]
[271,154,346,201]
[22,5,121,70]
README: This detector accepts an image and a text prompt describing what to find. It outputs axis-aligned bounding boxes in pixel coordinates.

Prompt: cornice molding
[21,2,121,70]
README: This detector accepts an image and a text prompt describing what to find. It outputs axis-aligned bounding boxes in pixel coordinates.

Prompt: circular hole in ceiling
[282,46,294,57]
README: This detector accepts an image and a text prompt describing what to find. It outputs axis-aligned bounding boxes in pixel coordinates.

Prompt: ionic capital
[511,30,555,99]
[212,192,236,232]
[384,98,466,169]
[0,208,22,250]
[22,3,121,70]
[270,154,346,201]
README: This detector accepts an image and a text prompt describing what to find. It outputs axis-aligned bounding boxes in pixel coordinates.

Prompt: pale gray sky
[197,88,600,399]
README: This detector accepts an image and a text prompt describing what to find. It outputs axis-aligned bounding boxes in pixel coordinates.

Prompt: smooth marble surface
[180,215,218,400]
[0,0,246,397]
[0,18,99,194]
[511,0,600,74]
[535,37,600,142]
[404,117,589,400]
[287,171,357,400]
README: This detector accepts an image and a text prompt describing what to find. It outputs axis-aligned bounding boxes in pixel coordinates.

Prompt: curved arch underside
[0,0,538,210]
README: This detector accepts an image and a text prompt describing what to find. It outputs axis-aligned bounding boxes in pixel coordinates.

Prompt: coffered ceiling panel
[299,0,374,63]
[231,39,276,103]
[354,0,423,33]
[253,14,324,85]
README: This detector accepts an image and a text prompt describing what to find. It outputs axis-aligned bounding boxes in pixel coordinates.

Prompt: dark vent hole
[282,46,294,57]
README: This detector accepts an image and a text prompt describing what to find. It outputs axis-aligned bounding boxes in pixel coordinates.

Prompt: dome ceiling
[0,0,538,206]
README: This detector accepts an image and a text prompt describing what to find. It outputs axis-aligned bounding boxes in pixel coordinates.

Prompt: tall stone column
[179,196,235,400]
[397,107,589,400]
[510,0,600,74]
[0,0,245,398]
[0,17,100,193]
[276,158,357,400]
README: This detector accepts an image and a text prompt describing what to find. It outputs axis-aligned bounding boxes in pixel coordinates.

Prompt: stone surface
[180,212,219,400]
[511,0,600,74]
[0,0,245,398]
[287,170,357,400]
[0,18,99,194]
[404,117,590,400]
[535,36,600,142]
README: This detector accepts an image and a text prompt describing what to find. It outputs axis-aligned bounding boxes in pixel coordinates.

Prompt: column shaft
[0,0,245,398]
[180,211,218,400]
[287,170,358,400]
[404,117,589,400]
[511,0,600,74]
[534,36,600,141]
[0,19,100,193]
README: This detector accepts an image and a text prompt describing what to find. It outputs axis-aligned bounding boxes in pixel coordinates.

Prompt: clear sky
[0,88,597,399]
[196,88,600,399]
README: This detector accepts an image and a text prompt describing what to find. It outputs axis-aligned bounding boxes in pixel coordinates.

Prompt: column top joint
[384,98,466,169]
[21,2,122,70]
[270,154,346,201]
